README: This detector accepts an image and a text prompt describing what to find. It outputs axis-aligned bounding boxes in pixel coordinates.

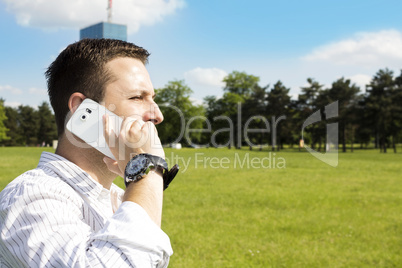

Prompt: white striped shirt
[0,152,173,267]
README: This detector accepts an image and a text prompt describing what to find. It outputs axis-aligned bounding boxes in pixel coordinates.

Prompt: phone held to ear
[66,98,122,160]
[66,98,180,190]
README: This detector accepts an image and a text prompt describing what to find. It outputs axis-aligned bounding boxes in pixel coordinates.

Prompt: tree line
[1,68,401,152]
[155,68,402,153]
[0,101,57,147]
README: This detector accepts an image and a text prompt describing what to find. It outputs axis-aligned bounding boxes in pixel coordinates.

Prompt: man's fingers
[119,117,143,142]
[104,115,164,160]
[127,120,144,138]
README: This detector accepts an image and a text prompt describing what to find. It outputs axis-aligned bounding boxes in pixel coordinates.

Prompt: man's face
[102,57,163,124]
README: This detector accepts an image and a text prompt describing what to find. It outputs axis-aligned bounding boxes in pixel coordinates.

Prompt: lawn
[0,147,401,267]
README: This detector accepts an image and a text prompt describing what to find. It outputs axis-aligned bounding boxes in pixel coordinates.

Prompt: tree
[223,71,260,97]
[266,81,292,151]
[326,78,360,152]
[2,106,23,146]
[17,105,40,146]
[242,83,269,150]
[37,102,57,146]
[297,78,325,150]
[155,80,205,146]
[390,70,402,152]
[299,78,323,110]
[0,99,10,142]
[364,69,394,153]
[206,71,262,149]
[224,71,261,148]
[354,95,372,149]
[205,92,245,148]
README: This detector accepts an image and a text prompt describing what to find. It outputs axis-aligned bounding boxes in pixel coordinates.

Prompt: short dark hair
[45,38,150,136]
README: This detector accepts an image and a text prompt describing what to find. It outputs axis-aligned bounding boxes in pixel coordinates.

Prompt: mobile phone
[66,98,122,160]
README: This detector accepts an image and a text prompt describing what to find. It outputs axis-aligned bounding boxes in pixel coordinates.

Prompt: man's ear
[68,93,86,114]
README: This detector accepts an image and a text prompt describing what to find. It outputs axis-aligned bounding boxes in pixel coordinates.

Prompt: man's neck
[55,135,116,189]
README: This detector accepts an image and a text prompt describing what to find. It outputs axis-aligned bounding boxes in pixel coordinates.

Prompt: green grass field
[0,147,401,267]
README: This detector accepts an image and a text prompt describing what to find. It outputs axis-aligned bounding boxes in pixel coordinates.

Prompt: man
[0,39,175,267]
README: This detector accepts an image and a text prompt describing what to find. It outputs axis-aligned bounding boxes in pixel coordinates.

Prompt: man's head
[45,38,152,136]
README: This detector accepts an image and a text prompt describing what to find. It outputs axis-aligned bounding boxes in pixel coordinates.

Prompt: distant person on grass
[0,39,178,267]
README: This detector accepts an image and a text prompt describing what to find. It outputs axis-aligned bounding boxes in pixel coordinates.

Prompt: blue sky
[1,0,402,108]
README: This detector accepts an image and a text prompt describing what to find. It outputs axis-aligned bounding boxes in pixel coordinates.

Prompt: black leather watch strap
[146,154,179,190]
[163,164,179,190]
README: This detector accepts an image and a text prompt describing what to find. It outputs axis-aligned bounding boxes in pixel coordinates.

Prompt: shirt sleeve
[90,201,173,267]
[0,178,173,268]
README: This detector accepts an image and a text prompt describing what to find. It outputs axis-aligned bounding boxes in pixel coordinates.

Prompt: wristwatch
[124,153,179,190]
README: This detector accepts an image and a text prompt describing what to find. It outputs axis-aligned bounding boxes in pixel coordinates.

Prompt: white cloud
[302,30,402,66]
[289,93,299,100]
[184,67,228,87]
[0,85,22,95]
[189,97,203,106]
[4,101,21,108]
[348,74,372,89]
[29,87,47,95]
[3,0,185,33]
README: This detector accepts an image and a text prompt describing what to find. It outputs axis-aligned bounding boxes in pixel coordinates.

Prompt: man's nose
[143,102,164,125]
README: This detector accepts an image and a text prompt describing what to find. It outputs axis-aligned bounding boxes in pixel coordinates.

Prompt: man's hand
[103,114,165,227]
[102,114,165,177]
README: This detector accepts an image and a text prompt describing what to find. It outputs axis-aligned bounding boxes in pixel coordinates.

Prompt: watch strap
[124,153,179,190]
[146,154,179,190]
[146,154,168,171]
[163,164,179,190]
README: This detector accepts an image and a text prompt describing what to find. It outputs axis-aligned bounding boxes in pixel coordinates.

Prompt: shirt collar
[37,151,108,202]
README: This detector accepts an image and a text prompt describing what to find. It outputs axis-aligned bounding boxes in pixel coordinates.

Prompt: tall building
[80,22,127,41]
[79,0,127,41]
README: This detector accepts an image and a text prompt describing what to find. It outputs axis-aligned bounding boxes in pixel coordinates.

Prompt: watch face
[127,155,150,176]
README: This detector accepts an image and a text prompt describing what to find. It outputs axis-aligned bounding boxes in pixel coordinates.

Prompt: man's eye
[130,96,143,100]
